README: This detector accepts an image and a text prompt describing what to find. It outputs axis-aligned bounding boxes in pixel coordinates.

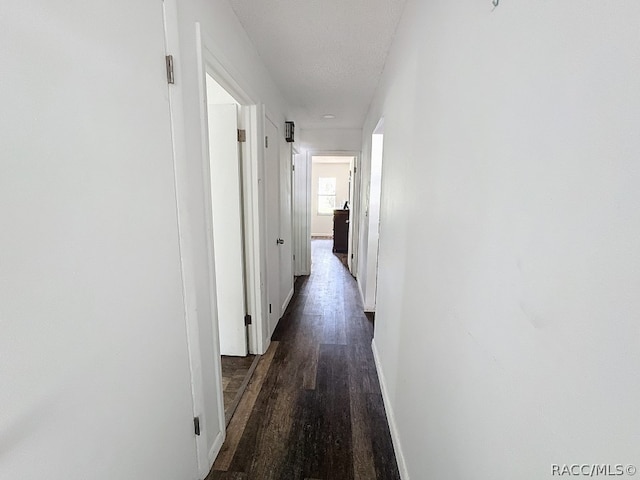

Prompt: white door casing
[197,27,267,357]
[300,151,361,279]
[364,126,384,312]
[160,11,274,478]
[347,156,359,275]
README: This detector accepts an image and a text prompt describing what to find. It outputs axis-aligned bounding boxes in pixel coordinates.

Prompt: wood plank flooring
[207,239,400,480]
[221,355,258,425]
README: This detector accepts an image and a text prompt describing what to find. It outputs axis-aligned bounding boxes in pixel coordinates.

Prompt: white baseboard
[206,428,225,477]
[371,339,410,480]
[357,277,366,306]
[267,285,294,342]
[282,285,294,314]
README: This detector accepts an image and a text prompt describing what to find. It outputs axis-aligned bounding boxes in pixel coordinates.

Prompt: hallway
[207,239,400,480]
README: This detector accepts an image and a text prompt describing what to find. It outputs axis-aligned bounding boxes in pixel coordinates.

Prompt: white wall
[206,76,239,105]
[365,1,640,479]
[311,162,351,236]
[0,2,198,479]
[298,128,362,152]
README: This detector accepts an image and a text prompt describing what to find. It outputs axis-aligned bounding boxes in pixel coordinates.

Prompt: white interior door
[292,152,312,276]
[208,103,247,356]
[1,1,200,479]
[265,118,281,335]
[278,140,294,313]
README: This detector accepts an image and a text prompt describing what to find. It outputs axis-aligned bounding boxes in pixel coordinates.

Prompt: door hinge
[269,303,272,314]
[237,129,246,143]
[244,314,252,326]
[165,55,175,85]
[354,166,357,174]
[292,163,295,171]
[265,136,269,148]
[193,416,200,436]
[351,253,354,259]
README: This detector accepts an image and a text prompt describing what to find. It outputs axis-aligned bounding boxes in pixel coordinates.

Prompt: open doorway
[204,74,259,425]
[310,155,355,267]
[166,22,271,475]
[362,119,384,312]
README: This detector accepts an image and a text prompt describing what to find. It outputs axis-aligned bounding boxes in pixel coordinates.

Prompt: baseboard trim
[207,428,226,474]
[224,354,261,427]
[371,339,410,480]
[357,277,366,307]
[357,279,376,312]
[282,285,294,314]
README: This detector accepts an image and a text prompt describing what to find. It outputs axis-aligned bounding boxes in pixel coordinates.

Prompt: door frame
[303,150,361,276]
[162,2,213,476]
[163,5,269,474]
[197,22,273,465]
[196,25,267,357]
[362,118,385,312]
[164,15,270,475]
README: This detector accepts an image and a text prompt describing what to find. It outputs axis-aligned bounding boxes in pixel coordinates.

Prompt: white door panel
[0,1,198,479]
[207,103,247,356]
[265,118,281,334]
[279,139,294,312]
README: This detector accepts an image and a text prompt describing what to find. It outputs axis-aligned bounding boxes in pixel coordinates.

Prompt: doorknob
[276,238,285,245]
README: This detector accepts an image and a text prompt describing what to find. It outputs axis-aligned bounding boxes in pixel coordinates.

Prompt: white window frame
[317,177,337,215]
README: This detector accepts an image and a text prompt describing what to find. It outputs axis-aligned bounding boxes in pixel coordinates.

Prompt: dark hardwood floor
[207,239,400,480]
[221,355,258,425]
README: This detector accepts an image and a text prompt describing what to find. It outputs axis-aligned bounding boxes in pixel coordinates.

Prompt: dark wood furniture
[332,209,349,253]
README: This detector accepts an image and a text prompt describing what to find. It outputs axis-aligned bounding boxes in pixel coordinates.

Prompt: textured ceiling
[228,0,407,130]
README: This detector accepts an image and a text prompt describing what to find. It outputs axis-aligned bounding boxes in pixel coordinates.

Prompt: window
[317,177,336,215]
